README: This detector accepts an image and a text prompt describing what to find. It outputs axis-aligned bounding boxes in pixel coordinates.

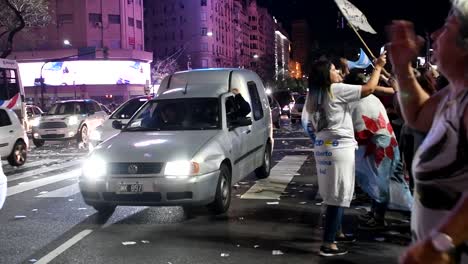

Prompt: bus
[0,59,27,127]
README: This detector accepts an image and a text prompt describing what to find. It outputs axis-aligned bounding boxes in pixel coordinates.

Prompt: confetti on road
[122,241,137,246]
[272,250,284,255]
[14,215,27,220]
[32,209,38,212]
[220,253,230,257]
[141,240,150,244]
[374,237,385,242]
[267,202,279,205]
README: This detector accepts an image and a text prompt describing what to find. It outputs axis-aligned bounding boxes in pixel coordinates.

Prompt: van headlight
[164,161,200,177]
[82,156,107,180]
[67,116,79,126]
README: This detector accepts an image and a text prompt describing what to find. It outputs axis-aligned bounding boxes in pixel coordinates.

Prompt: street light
[63,39,72,46]
[253,54,259,59]
[207,32,213,37]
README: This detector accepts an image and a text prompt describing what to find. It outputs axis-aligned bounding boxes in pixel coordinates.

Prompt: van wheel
[8,140,27,167]
[208,164,231,214]
[33,139,45,148]
[77,125,88,145]
[93,204,116,215]
[255,143,271,179]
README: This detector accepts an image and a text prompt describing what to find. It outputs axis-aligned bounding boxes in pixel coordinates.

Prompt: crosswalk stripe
[7,169,81,197]
[7,160,82,183]
[28,153,87,158]
[241,155,308,200]
[274,137,310,140]
[2,159,58,173]
[36,183,79,198]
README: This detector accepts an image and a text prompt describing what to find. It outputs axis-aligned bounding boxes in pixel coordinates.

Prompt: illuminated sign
[19,60,151,86]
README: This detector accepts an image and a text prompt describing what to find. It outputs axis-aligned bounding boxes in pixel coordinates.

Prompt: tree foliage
[151,58,179,85]
[0,0,51,58]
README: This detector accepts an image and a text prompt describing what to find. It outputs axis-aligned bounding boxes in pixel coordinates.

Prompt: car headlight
[164,161,200,177]
[67,116,79,126]
[89,129,102,141]
[82,156,107,180]
[31,118,40,127]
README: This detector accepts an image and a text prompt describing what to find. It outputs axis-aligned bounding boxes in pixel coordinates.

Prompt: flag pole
[347,22,376,60]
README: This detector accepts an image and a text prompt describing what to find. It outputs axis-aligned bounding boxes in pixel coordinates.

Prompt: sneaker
[335,234,357,243]
[358,217,387,231]
[358,211,374,222]
[319,246,348,257]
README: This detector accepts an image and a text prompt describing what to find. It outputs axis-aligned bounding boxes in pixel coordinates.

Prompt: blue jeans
[323,205,344,243]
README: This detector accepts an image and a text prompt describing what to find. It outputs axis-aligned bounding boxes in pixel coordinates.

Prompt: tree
[151,58,179,86]
[0,0,51,58]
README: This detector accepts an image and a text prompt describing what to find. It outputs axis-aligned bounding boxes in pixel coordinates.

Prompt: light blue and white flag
[347,48,372,69]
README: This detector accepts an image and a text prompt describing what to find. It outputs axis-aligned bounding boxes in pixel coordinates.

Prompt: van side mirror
[229,117,252,130]
[112,120,123,130]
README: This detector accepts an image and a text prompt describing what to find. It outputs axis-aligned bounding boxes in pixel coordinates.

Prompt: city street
[0,120,409,264]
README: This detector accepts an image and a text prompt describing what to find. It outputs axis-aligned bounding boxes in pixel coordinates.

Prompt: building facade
[291,20,310,69]
[9,0,152,108]
[144,0,236,71]
[144,0,288,84]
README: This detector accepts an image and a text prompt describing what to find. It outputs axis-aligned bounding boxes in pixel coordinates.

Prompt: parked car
[273,90,295,118]
[25,104,44,134]
[290,95,306,124]
[89,96,153,152]
[31,99,108,147]
[267,95,281,128]
[0,107,28,166]
[0,163,5,209]
[80,69,273,215]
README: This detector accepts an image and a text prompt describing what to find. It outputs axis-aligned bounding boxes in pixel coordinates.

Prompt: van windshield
[125,98,220,131]
[110,98,148,119]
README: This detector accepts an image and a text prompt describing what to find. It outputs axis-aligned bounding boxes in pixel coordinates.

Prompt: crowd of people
[301,1,468,262]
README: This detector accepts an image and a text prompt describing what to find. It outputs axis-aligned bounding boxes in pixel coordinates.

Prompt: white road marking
[241,155,308,200]
[273,148,314,152]
[7,169,81,197]
[28,153,87,158]
[2,159,58,173]
[34,229,93,264]
[7,160,82,182]
[274,137,310,140]
[36,183,79,198]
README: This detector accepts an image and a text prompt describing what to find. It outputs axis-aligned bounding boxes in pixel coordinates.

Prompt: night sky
[257,0,452,59]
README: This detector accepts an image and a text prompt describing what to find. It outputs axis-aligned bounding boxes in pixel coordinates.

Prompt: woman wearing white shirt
[305,54,387,256]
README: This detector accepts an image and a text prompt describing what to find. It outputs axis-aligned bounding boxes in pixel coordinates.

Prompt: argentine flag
[347,48,372,69]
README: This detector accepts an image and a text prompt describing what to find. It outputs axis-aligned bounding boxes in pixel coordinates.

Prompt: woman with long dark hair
[305,54,387,256]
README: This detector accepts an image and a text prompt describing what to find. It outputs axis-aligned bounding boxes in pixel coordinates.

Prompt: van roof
[157,68,258,99]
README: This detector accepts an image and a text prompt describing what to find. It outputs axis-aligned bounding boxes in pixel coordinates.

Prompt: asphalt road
[0,119,410,264]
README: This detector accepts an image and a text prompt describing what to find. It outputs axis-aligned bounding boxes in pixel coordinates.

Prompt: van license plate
[118,183,143,193]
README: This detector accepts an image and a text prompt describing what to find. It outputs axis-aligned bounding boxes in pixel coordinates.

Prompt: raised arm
[360,53,387,98]
[388,21,448,133]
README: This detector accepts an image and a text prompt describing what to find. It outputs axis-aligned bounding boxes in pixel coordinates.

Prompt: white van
[0,59,27,128]
[79,69,274,215]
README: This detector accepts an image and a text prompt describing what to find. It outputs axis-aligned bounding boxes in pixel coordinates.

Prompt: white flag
[334,0,377,34]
